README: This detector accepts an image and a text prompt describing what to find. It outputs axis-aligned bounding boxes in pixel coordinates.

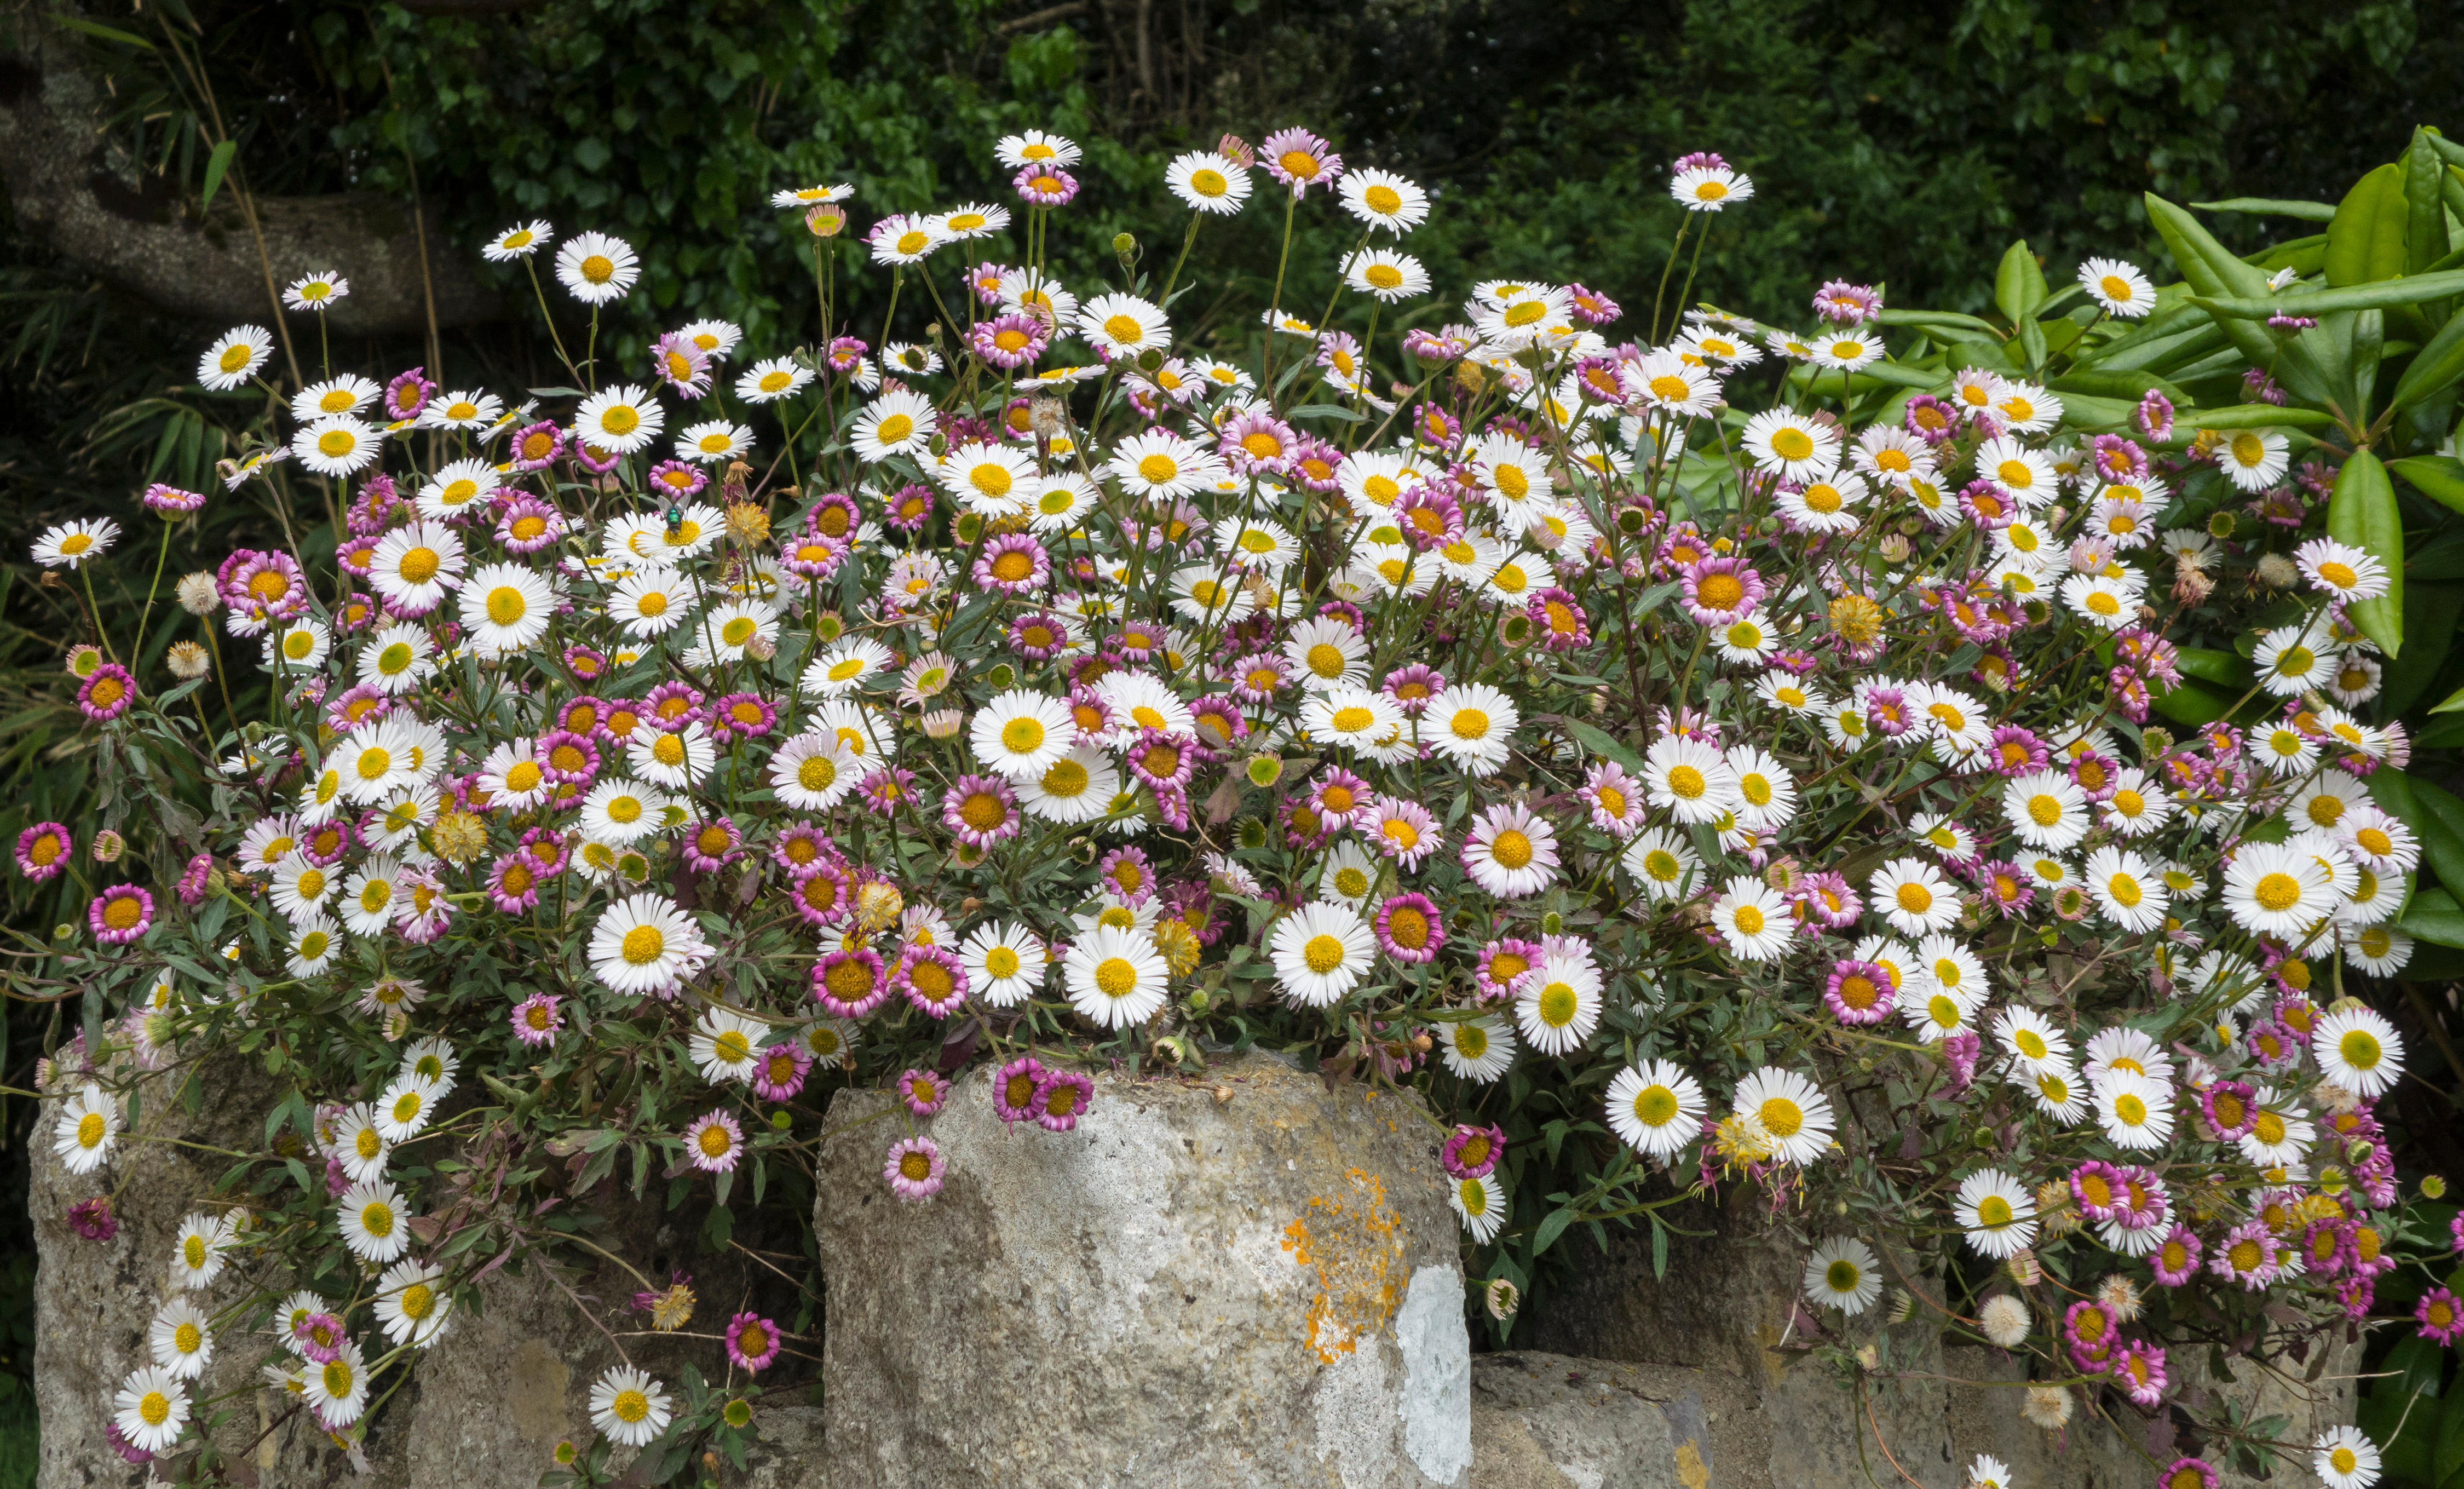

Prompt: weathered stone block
[1514,1191,2350,1488]
[813,1054,1470,1488]
[32,1056,822,1488]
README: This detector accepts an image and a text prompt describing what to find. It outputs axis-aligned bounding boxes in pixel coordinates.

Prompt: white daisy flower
[1440,1014,1517,1083]
[1803,1237,1882,1314]
[1604,1059,1704,1157]
[588,893,711,996]
[338,1177,413,1263]
[555,231,640,304]
[1062,923,1169,1026]
[1953,1168,2037,1258]
[198,324,275,390]
[1270,902,1375,1008]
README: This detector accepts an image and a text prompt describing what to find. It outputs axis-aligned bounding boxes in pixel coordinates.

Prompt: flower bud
[91,830,124,864]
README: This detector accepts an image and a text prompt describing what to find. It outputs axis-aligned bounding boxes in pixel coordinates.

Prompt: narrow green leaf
[2326,163,2410,286]
[2188,197,2336,222]
[48,12,156,47]
[2433,681,2464,714]
[2047,369,2189,406]
[2146,193,2334,404]
[1994,240,2047,325]
[2196,269,2464,320]
[2392,304,2464,410]
[2177,404,2335,432]
[199,139,238,211]
[2392,455,2464,516]
[1874,309,2002,335]
[2327,450,2404,656]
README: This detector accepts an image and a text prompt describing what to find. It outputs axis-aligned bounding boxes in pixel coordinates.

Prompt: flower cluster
[21,127,2440,1482]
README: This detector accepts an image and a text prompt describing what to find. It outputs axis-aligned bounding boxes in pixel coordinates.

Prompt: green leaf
[1875,309,2002,335]
[199,139,237,211]
[2327,449,2404,656]
[1531,1205,1575,1258]
[2375,772,2464,896]
[2197,269,2464,319]
[2400,888,2464,950]
[1994,240,2047,325]
[2392,304,2464,410]
[2327,163,2410,286]
[1560,716,1645,773]
[2172,647,2250,688]
[2152,676,2240,728]
[2188,197,2336,222]
[2148,192,2335,406]
[2176,404,2335,433]
[48,12,155,47]
[2434,681,2464,714]
[2411,129,2454,276]
[2392,455,2464,516]
[2048,370,2187,406]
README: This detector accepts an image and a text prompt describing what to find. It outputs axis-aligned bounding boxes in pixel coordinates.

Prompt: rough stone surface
[33,1055,821,1489]
[1469,1352,1741,1489]
[1515,1192,2354,1488]
[813,1053,1468,1488]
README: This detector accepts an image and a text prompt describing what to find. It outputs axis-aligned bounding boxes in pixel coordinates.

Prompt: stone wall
[810,1052,1472,1488]
[33,1057,2358,1488]
[1514,1189,2356,1489]
[31,1056,821,1489]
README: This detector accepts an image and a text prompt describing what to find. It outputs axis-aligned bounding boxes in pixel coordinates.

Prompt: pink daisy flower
[1577,761,1646,837]
[88,885,153,944]
[1821,959,1894,1024]
[684,1110,745,1173]
[15,822,72,881]
[970,313,1049,370]
[884,1136,946,1200]
[752,1041,810,1102]
[724,1311,783,1372]
[1441,1122,1505,1179]
[1033,1068,1094,1132]
[943,774,1021,849]
[894,944,970,1018]
[510,992,563,1047]
[1374,893,1444,963]
[1012,165,1078,206]
[973,534,1050,596]
[683,818,744,873]
[994,1056,1046,1125]
[78,664,135,722]
[897,1067,951,1116]
[1259,126,1343,194]
[811,946,890,1017]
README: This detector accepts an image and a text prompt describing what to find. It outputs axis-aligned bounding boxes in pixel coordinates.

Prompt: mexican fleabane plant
[13,122,2456,1489]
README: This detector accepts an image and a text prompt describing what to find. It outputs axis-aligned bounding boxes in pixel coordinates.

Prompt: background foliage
[6,0,2464,1479]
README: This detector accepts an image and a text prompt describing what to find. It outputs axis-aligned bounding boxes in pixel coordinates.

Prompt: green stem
[130,524,174,670]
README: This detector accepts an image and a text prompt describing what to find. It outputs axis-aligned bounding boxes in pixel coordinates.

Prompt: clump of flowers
[16,124,2445,1481]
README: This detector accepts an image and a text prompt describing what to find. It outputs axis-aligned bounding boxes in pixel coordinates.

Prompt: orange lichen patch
[1280,1167,1411,1362]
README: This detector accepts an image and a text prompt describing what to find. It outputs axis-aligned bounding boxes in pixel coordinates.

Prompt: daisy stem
[1649,217,1691,344]
[130,524,174,670]
[879,269,905,354]
[80,567,119,665]
[201,626,240,748]
[1671,223,1713,331]
[585,306,601,390]
[1260,192,1299,387]
[525,260,584,388]
[1158,212,1202,307]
